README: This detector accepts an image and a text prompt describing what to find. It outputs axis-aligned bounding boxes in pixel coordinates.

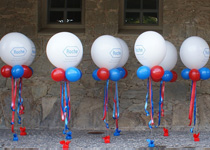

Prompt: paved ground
[0,128,210,150]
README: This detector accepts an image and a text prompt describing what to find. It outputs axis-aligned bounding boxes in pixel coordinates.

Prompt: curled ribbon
[102,80,109,129]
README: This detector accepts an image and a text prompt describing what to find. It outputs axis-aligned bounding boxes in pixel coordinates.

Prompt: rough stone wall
[0,0,210,131]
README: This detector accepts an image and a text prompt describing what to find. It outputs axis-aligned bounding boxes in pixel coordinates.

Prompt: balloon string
[63,81,70,133]
[102,80,109,129]
[149,77,154,125]
[11,77,17,133]
[158,80,163,126]
[67,81,71,121]
[60,82,64,121]
[189,81,196,126]
[161,81,165,117]
[17,78,23,124]
[112,82,119,130]
[144,78,150,116]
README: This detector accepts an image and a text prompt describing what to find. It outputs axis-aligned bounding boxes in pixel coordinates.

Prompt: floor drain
[88,131,104,134]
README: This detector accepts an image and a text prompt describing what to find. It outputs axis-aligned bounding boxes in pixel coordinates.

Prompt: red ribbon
[161,81,165,117]
[189,81,196,126]
[149,77,154,125]
[60,83,64,121]
[11,77,17,133]
[67,81,71,122]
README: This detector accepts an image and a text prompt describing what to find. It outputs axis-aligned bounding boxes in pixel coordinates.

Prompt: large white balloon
[159,41,178,70]
[116,38,129,67]
[0,32,32,66]
[46,32,83,70]
[134,31,166,68]
[91,35,122,70]
[24,39,36,66]
[180,36,209,69]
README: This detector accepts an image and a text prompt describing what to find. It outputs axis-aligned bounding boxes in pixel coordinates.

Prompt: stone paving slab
[0,128,210,149]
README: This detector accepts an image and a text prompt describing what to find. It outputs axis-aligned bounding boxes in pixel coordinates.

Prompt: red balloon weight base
[102,135,110,143]
[163,128,169,136]
[193,133,200,142]
[20,127,27,136]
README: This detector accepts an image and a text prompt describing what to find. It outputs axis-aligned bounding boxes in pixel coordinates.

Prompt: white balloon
[46,32,83,70]
[159,41,178,70]
[91,35,122,70]
[24,39,36,66]
[116,38,129,67]
[0,32,32,66]
[180,36,209,69]
[134,31,166,68]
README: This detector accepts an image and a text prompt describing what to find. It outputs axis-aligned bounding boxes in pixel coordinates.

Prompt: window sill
[38,28,85,36]
[118,28,163,36]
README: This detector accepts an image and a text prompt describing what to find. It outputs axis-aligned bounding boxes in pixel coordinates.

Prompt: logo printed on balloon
[32,47,36,56]
[63,46,80,57]
[135,45,146,55]
[10,47,27,57]
[110,48,122,58]
[203,48,210,58]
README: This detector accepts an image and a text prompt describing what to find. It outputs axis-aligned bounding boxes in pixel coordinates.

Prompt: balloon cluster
[46,32,83,140]
[92,67,127,82]
[137,66,177,83]
[91,35,129,137]
[180,36,210,133]
[0,32,36,141]
[134,31,178,129]
[51,67,82,82]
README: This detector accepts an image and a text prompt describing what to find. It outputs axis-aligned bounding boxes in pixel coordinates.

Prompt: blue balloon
[199,67,210,80]
[109,69,121,81]
[136,66,150,80]
[11,65,24,78]
[162,70,173,82]
[181,68,190,80]
[65,67,81,82]
[117,67,126,79]
[92,69,100,81]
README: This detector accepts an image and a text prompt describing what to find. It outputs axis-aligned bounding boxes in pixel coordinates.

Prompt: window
[40,0,85,33]
[119,0,162,33]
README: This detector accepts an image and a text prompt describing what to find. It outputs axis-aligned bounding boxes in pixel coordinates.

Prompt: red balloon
[1,65,12,78]
[22,65,33,78]
[97,68,110,80]
[123,67,128,79]
[51,68,65,82]
[189,69,200,81]
[151,77,162,82]
[151,66,164,80]
[170,71,178,82]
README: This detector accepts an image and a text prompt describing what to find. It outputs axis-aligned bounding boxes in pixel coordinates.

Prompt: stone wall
[0,0,210,131]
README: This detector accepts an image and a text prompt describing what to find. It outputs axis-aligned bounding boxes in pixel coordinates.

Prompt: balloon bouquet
[0,32,35,141]
[180,36,210,141]
[91,35,129,142]
[46,32,83,141]
[134,31,178,147]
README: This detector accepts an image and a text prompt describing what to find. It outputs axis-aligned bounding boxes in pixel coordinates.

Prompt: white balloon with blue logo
[91,35,122,70]
[0,32,32,66]
[46,32,83,70]
[180,36,209,69]
[134,31,166,68]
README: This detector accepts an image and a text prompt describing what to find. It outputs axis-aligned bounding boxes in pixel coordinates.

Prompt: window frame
[119,0,163,32]
[40,0,85,30]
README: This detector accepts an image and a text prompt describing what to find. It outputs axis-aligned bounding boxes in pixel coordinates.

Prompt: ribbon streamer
[11,77,18,133]
[158,81,165,126]
[17,78,23,124]
[60,82,64,121]
[102,80,109,129]
[148,77,154,128]
[189,81,196,126]
[144,79,150,116]
[113,82,120,135]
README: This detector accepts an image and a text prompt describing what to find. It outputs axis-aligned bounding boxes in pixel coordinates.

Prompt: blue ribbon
[63,81,70,133]
[113,82,120,119]
[103,80,109,129]
[17,78,23,124]
[158,80,163,126]
[144,79,150,116]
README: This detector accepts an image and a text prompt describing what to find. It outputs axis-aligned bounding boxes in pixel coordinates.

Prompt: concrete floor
[0,128,210,150]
